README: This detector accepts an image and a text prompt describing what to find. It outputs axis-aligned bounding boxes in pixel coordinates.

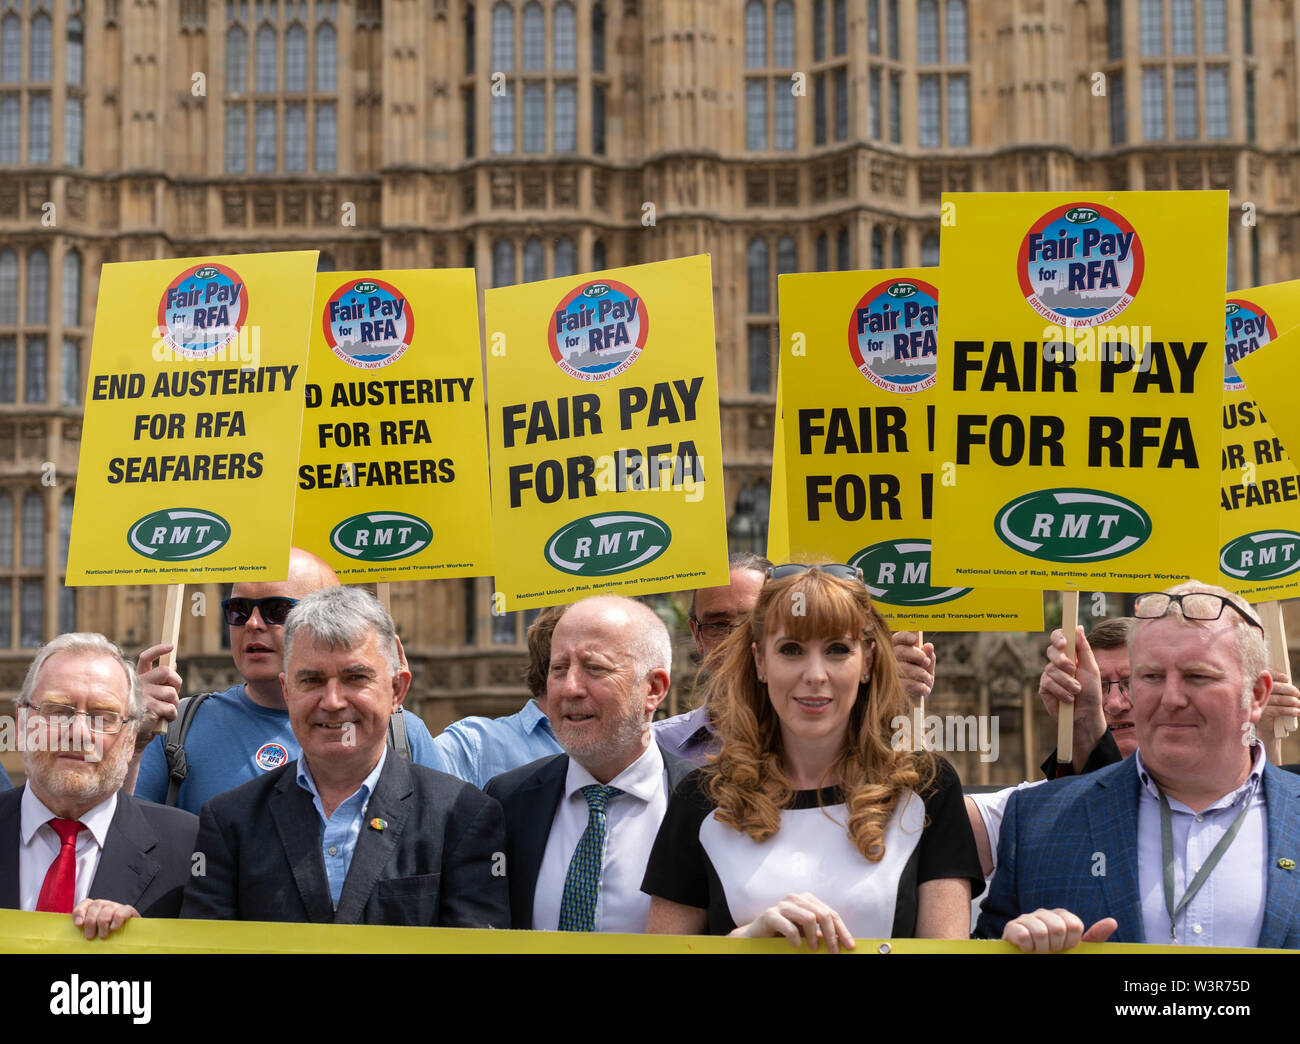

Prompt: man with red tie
[0,633,198,938]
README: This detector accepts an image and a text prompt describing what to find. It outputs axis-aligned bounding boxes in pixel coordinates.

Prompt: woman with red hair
[642,565,982,950]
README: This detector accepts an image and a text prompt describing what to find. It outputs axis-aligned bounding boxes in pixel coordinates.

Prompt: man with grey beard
[0,633,198,938]
[485,596,692,932]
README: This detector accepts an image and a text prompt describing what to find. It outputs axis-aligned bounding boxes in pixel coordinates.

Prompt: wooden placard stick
[1057,591,1079,764]
[376,583,391,613]
[915,629,926,722]
[156,583,184,735]
[1258,600,1296,740]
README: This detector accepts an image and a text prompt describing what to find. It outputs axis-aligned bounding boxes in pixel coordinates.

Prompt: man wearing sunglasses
[978,581,1300,951]
[128,547,443,815]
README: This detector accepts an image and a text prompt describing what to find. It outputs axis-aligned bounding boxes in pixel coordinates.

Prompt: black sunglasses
[765,563,865,584]
[221,596,299,627]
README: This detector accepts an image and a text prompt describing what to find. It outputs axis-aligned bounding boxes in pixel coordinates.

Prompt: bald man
[128,548,445,814]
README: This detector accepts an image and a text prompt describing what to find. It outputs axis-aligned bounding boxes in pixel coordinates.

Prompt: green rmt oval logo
[194,266,220,279]
[128,508,230,561]
[353,281,378,294]
[330,511,431,561]
[545,511,671,576]
[1065,207,1099,224]
[886,282,917,298]
[1220,530,1300,582]
[994,488,1152,562]
[849,539,972,606]
[582,283,610,298]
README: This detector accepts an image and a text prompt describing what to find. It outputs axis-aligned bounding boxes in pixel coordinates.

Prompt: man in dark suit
[182,586,508,927]
[1,633,198,938]
[978,581,1300,951]
[486,595,690,933]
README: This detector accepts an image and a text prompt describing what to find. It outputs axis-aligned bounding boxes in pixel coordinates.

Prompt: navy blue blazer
[0,786,198,917]
[181,753,509,928]
[976,757,1300,948]
[484,744,692,930]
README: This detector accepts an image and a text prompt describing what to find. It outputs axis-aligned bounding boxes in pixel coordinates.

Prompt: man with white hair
[978,581,1300,950]
[182,587,508,927]
[0,633,198,938]
[485,595,692,932]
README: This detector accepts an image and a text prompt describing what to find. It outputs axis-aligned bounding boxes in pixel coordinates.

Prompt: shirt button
[327,846,338,856]
[1193,924,1203,935]
[1196,815,1204,823]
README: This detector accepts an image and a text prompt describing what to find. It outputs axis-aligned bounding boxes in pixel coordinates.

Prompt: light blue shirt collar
[520,698,554,735]
[296,746,388,823]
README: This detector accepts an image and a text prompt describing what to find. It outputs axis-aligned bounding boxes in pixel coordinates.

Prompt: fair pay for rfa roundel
[293,269,494,582]
[931,191,1225,592]
[68,251,319,585]
[485,254,729,611]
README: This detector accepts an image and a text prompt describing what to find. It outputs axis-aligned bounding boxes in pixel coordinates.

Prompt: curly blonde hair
[704,567,935,862]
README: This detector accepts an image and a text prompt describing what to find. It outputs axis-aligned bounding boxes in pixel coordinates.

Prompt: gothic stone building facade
[0,0,1293,781]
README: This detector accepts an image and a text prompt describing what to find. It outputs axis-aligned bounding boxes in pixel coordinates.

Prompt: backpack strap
[163,691,214,808]
[387,707,411,761]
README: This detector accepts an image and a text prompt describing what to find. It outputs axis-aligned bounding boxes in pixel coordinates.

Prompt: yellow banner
[1218,280,1300,599]
[778,270,1042,630]
[68,252,317,585]
[292,270,493,581]
[0,909,1278,954]
[484,256,729,611]
[931,192,1225,592]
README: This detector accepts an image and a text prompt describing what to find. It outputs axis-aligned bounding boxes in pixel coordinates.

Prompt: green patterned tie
[557,784,622,932]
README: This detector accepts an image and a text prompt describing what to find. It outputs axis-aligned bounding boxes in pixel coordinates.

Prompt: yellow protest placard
[778,269,1041,630]
[1217,281,1300,599]
[931,192,1225,591]
[485,256,729,611]
[67,252,317,585]
[292,270,493,581]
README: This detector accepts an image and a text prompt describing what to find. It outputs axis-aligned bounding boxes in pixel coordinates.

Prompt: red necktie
[36,818,85,913]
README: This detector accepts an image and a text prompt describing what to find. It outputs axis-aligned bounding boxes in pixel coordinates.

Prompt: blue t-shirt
[134,683,443,815]
[0,765,11,791]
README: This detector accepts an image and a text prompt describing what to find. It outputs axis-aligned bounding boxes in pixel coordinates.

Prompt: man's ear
[689,618,705,657]
[644,667,670,716]
[279,671,288,699]
[391,664,412,711]
[1248,670,1273,722]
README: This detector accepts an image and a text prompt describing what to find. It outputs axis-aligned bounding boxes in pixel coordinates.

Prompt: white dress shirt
[19,784,118,910]
[533,741,668,933]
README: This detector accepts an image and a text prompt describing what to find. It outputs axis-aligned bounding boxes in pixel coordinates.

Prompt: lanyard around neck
[1159,785,1254,943]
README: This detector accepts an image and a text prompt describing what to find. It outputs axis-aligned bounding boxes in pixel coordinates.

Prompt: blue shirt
[0,766,11,791]
[296,747,387,908]
[427,699,561,789]
[1135,744,1267,948]
[134,683,443,814]
[651,703,718,768]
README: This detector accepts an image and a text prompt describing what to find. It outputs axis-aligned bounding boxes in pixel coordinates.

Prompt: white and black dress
[640,757,983,937]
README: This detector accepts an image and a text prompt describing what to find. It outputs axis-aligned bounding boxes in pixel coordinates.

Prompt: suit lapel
[1259,763,1300,948]
[1086,762,1144,941]
[513,756,568,930]
[269,765,335,923]
[90,795,160,907]
[0,790,20,908]
[333,755,413,925]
